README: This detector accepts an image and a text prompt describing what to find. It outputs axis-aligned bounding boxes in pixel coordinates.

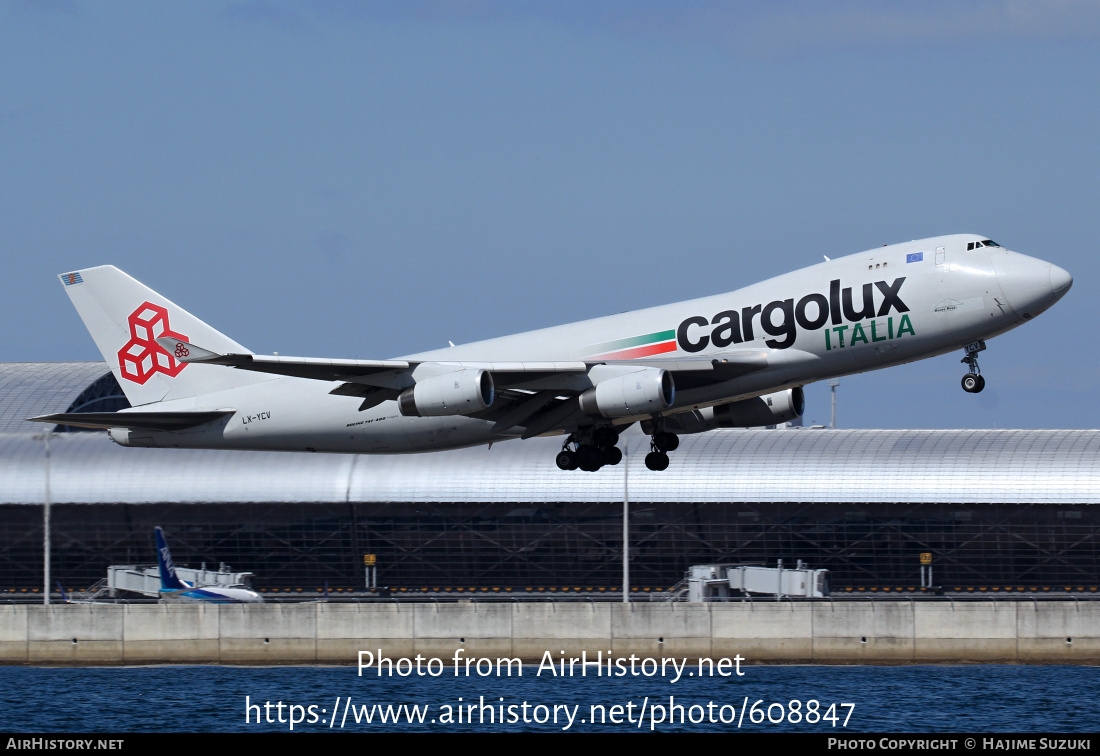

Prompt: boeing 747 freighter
[34,235,1070,471]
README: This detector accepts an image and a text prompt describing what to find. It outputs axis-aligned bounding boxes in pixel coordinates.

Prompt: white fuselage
[158,585,264,604]
[108,234,1070,453]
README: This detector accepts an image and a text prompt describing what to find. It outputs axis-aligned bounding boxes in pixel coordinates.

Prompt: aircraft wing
[473,351,771,436]
[156,338,415,381]
[155,337,773,435]
[160,337,597,386]
[159,337,768,387]
[608,352,769,388]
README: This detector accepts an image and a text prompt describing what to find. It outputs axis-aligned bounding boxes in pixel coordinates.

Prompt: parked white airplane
[34,234,1070,471]
[154,526,263,604]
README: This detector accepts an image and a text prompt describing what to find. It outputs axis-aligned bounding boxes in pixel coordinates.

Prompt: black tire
[577,444,602,470]
[962,374,980,393]
[654,431,679,452]
[974,375,986,393]
[593,427,619,447]
[603,446,623,466]
[555,450,578,471]
[645,451,670,471]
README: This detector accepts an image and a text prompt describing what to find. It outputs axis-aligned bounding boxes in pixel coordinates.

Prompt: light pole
[622,445,629,603]
[828,379,840,429]
[38,431,53,605]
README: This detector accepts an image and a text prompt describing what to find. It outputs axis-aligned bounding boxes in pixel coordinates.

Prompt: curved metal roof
[1,428,1097,506]
[0,362,119,432]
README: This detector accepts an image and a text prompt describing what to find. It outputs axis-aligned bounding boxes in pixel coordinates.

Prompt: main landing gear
[644,429,679,471]
[961,340,987,394]
[553,424,681,472]
[555,426,623,472]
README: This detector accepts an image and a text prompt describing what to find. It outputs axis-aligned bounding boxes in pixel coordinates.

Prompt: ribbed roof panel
[1,428,1097,505]
[0,362,113,432]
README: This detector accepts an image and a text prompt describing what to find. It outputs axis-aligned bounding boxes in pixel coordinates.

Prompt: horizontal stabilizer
[28,410,234,432]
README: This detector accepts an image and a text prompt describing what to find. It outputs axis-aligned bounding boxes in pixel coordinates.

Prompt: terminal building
[1,362,1098,594]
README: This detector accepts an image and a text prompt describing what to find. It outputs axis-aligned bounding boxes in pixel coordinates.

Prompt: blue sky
[2,1,1098,429]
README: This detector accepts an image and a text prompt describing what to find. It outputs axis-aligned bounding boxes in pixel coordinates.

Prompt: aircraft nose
[992,252,1072,320]
[1050,263,1073,295]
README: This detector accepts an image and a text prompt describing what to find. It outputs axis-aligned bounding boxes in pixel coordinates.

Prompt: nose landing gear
[961,340,987,393]
[961,373,985,393]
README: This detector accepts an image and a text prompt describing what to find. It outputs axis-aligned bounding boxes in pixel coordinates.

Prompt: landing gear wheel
[961,374,985,393]
[555,450,578,470]
[960,341,987,394]
[653,431,679,452]
[603,446,623,466]
[645,451,670,471]
[593,427,619,447]
[577,444,603,472]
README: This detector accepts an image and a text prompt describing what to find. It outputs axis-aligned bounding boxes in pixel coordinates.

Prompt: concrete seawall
[1,600,1098,665]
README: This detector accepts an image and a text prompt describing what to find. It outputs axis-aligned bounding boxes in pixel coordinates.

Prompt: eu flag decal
[61,272,83,286]
[906,252,924,264]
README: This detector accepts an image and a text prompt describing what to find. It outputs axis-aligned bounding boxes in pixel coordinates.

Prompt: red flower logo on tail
[116,302,190,384]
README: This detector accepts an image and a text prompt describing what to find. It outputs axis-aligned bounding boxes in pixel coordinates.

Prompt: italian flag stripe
[594,340,677,360]
[587,329,675,356]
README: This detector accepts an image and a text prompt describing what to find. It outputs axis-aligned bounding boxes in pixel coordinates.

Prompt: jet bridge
[685,560,828,602]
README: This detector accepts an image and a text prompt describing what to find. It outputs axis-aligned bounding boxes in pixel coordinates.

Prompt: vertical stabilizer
[155,526,188,591]
[58,265,271,406]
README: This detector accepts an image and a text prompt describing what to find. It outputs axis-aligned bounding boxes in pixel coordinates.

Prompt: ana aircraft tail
[154,526,188,591]
[57,266,268,406]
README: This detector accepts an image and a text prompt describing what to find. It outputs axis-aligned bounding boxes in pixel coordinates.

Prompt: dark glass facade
[4,500,1097,592]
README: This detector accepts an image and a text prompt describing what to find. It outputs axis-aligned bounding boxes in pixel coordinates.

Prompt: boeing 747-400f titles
[34,235,1071,472]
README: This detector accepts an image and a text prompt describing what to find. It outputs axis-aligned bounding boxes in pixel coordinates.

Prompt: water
[0,664,1097,733]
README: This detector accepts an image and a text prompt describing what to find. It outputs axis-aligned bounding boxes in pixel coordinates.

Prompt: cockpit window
[981,239,1001,247]
[966,239,1002,251]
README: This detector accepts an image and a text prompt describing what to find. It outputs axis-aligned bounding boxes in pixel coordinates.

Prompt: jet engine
[578,368,675,418]
[665,387,805,433]
[397,369,494,417]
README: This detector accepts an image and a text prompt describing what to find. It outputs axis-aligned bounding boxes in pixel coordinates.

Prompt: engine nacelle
[578,368,675,418]
[397,369,494,417]
[665,387,805,433]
